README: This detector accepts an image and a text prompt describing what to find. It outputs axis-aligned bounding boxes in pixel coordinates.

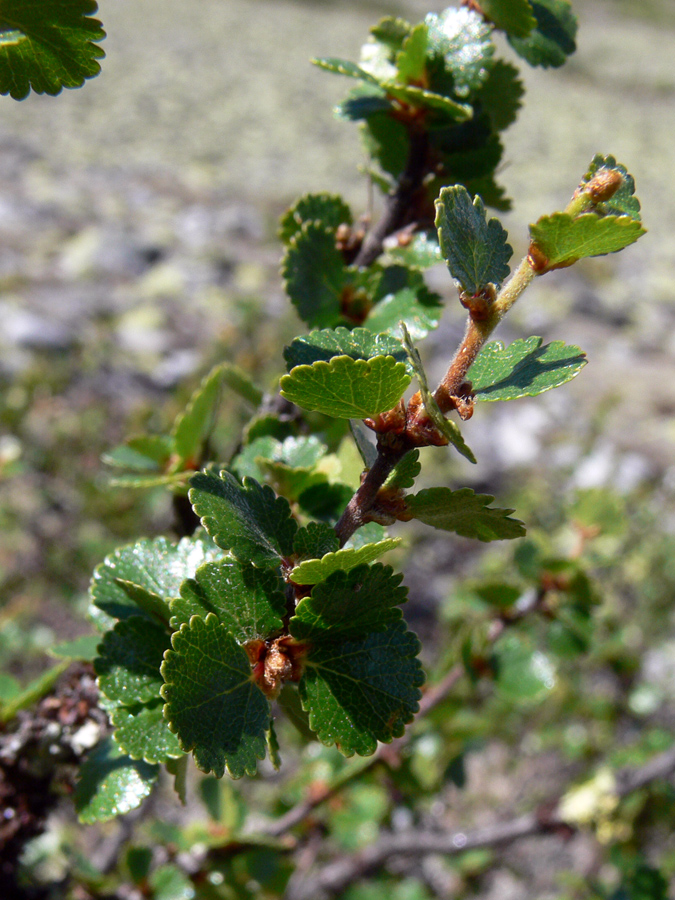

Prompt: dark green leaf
[361,112,410,180]
[284,326,410,373]
[425,7,494,96]
[0,0,105,100]
[435,185,512,292]
[405,488,526,541]
[291,563,406,639]
[189,470,297,567]
[396,23,428,83]
[75,737,158,824]
[336,84,394,121]
[494,634,556,701]
[475,60,525,132]
[95,616,169,706]
[280,356,411,420]
[384,450,421,490]
[366,284,443,340]
[479,0,537,38]
[90,534,222,625]
[290,541,401,586]
[170,364,227,466]
[300,620,424,756]
[170,559,286,637]
[312,57,381,85]
[293,521,340,561]
[282,222,348,328]
[102,435,172,472]
[114,581,172,626]
[578,154,642,220]
[161,614,269,777]
[469,336,587,400]
[508,0,577,68]
[474,583,522,608]
[529,212,645,270]
[279,193,353,245]
[111,699,184,765]
[298,482,354,521]
[384,232,443,270]
[370,16,412,52]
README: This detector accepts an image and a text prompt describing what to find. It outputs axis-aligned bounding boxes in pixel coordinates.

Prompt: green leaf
[366,284,443,340]
[107,472,190,490]
[0,0,105,100]
[384,450,421,490]
[150,864,195,900]
[299,621,424,756]
[370,16,412,52]
[170,559,286,637]
[435,185,512,292]
[293,521,340,561]
[475,60,525,132]
[404,488,526,541]
[384,232,444,270]
[291,563,406,639]
[508,0,577,68]
[279,193,353,245]
[170,364,227,467]
[114,580,172,626]
[49,634,100,661]
[396,23,428,83]
[468,336,587,401]
[161,614,269,777]
[102,435,172,473]
[383,82,472,120]
[312,56,381,85]
[362,112,410,180]
[231,436,281,482]
[75,737,158,824]
[282,222,348,328]
[494,634,556,701]
[111,699,184,765]
[280,356,411,420]
[90,534,222,625]
[425,7,494,96]
[95,616,169,706]
[284,326,410,374]
[189,470,297,567]
[529,212,645,270]
[336,84,393,121]
[578,154,642,220]
[290,541,401,586]
[344,522,388,551]
[479,0,537,38]
[401,326,476,464]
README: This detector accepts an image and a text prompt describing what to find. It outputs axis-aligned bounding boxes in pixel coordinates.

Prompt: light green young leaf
[370,16,412,52]
[161,614,269,778]
[150,864,195,900]
[75,737,158,824]
[435,185,513,292]
[468,336,587,401]
[284,327,410,374]
[311,57,382,85]
[102,435,172,472]
[366,284,443,340]
[0,0,105,100]
[405,487,526,541]
[396,23,428,83]
[282,222,348,328]
[494,634,556,701]
[401,325,476,464]
[578,154,642,220]
[279,193,353,245]
[170,559,286,637]
[508,0,577,68]
[529,212,645,271]
[280,356,411,420]
[290,540,401,585]
[479,0,537,38]
[425,7,494,96]
[111,700,184,765]
[299,620,424,756]
[49,634,100,662]
[291,563,406,640]
[95,616,169,706]
[170,364,227,467]
[189,470,298,567]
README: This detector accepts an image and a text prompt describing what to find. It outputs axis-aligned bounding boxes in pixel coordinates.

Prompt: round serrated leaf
[425,7,494,96]
[75,737,158,824]
[95,617,169,706]
[170,559,286,637]
[161,614,269,778]
[299,620,424,757]
[111,700,184,765]
[189,470,297,567]
[529,212,645,270]
[282,222,348,328]
[279,193,352,245]
[293,521,340,560]
[284,327,410,374]
[508,0,577,68]
[289,541,401,586]
[404,488,525,542]
[280,356,410,419]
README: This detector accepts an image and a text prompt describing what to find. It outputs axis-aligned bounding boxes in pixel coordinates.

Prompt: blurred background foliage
[2,0,675,898]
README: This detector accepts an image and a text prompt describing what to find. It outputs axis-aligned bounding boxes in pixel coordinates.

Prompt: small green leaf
[475,60,525,132]
[150,864,195,900]
[473,583,522,609]
[383,82,472,120]
[344,522,388,551]
[282,222,348,328]
[494,634,556,701]
[370,16,412,52]
[75,737,158,824]
[161,614,269,778]
[111,699,184,765]
[336,84,393,121]
[468,336,587,400]
[384,232,444,270]
[189,470,297,567]
[435,185,513,292]
[95,617,169,706]
[401,326,476,464]
[279,193,353,245]
[0,0,105,100]
[170,364,227,467]
[508,0,577,68]
[267,721,282,771]
[102,435,172,472]
[114,581,172,626]
[404,488,526,541]
[300,620,424,756]
[396,23,428,83]
[578,154,642,220]
[478,0,537,38]
[291,563,406,639]
[529,212,645,270]
[312,56,382,85]
[362,112,410,180]
[284,326,410,374]
[49,634,100,661]
[90,534,222,625]
[231,436,280,482]
[384,450,421,490]
[280,356,411,420]
[107,472,190,490]
[290,541,401,586]
[425,7,494,96]
[170,559,286,637]
[366,284,443,340]
[293,521,340,560]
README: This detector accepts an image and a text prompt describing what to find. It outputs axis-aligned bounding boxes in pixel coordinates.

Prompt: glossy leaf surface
[75,738,158,824]
[111,700,184,765]
[425,7,494,96]
[95,616,168,706]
